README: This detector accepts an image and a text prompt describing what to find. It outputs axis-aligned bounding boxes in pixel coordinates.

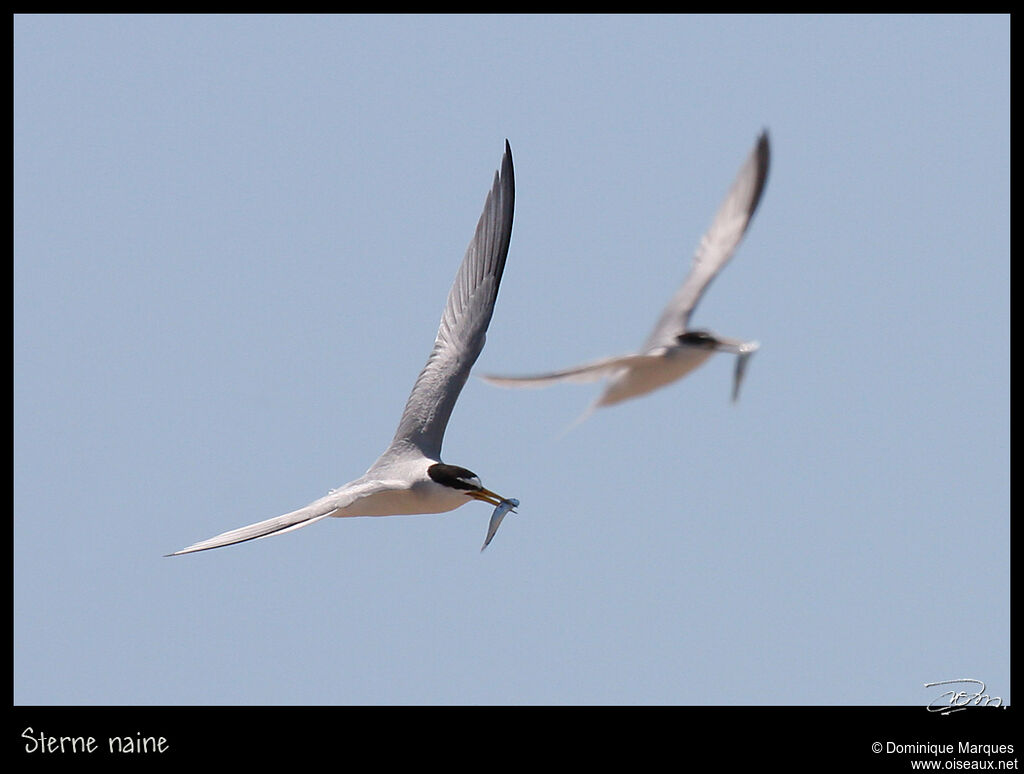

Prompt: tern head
[676,330,759,356]
[427,463,506,505]
[675,329,720,349]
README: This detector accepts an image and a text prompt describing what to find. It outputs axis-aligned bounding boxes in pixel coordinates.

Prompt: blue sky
[14,14,1009,706]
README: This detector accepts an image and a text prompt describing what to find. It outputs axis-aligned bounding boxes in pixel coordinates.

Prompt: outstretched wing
[166,480,379,556]
[481,352,656,389]
[380,141,515,463]
[643,131,770,350]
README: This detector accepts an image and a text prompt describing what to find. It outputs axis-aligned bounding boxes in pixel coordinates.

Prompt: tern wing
[643,131,770,350]
[166,480,378,556]
[481,352,656,388]
[379,141,515,464]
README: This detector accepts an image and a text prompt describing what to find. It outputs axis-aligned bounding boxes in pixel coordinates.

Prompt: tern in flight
[483,131,769,419]
[170,141,518,555]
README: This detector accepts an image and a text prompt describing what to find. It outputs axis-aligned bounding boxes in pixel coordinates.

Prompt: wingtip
[502,140,514,182]
[756,130,771,165]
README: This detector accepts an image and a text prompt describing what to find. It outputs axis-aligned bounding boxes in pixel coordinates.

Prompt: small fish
[732,346,758,403]
[481,498,519,551]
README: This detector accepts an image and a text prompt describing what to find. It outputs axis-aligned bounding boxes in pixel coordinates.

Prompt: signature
[924,678,1003,714]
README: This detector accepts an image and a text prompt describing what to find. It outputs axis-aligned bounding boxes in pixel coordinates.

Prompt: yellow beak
[468,488,505,506]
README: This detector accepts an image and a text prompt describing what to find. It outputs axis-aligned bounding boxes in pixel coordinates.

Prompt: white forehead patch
[458,475,482,489]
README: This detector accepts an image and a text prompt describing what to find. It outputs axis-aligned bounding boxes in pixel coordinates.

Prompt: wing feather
[165,485,369,556]
[381,142,515,462]
[481,352,657,388]
[643,131,770,350]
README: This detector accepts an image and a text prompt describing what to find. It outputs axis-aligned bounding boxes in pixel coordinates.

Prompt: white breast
[596,346,716,406]
[330,457,472,518]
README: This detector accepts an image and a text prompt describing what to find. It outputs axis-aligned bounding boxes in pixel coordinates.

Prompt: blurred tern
[169,141,518,555]
[482,131,769,418]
